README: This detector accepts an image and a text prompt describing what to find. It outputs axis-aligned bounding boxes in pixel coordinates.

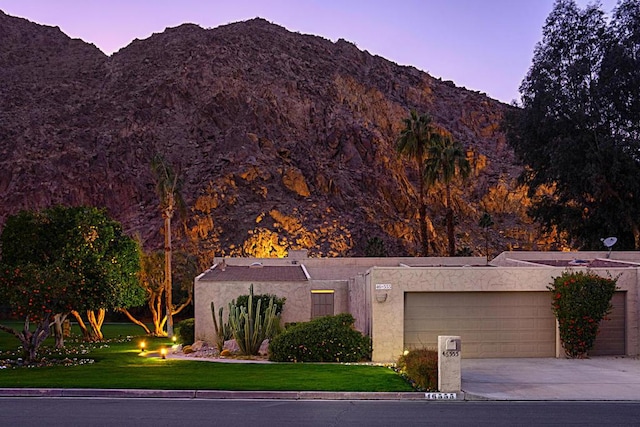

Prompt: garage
[404,292,557,358]
[591,291,626,356]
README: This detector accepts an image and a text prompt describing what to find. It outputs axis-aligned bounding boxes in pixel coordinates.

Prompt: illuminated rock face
[0,13,557,260]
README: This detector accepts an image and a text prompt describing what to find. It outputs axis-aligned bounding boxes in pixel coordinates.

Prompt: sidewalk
[461,356,640,400]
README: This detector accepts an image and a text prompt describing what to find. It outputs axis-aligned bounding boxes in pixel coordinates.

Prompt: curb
[0,388,467,401]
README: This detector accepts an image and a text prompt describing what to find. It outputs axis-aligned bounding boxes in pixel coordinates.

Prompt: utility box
[438,335,461,392]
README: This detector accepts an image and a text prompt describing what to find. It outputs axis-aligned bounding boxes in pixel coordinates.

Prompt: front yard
[0,323,413,392]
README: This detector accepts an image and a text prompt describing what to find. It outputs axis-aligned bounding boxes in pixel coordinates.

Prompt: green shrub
[396,348,438,391]
[175,318,195,345]
[548,271,617,358]
[268,313,371,362]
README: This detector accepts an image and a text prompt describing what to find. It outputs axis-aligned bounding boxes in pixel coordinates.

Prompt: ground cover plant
[0,322,412,392]
[396,348,438,391]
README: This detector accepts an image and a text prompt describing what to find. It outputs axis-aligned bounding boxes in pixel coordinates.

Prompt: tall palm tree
[424,132,471,256]
[397,111,439,256]
[151,154,184,337]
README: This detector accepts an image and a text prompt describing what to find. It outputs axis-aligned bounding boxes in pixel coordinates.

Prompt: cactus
[211,301,232,352]
[228,284,280,355]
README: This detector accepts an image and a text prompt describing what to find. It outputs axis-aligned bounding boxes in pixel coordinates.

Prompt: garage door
[591,291,626,356]
[404,292,556,358]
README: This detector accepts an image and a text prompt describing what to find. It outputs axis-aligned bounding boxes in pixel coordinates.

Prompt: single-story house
[194,250,640,363]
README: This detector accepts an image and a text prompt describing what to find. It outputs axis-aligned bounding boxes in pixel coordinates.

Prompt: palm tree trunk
[164,210,173,338]
[417,157,428,257]
[445,183,455,256]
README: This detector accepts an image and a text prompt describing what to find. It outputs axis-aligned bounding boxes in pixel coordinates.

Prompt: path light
[161,347,167,360]
[140,341,146,353]
[172,336,177,344]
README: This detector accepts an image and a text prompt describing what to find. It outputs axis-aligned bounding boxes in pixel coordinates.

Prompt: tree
[506,0,640,250]
[424,132,471,256]
[134,249,197,336]
[0,206,143,359]
[151,154,185,337]
[397,111,439,256]
[478,211,494,262]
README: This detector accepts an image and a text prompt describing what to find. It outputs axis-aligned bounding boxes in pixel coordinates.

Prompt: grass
[0,322,413,392]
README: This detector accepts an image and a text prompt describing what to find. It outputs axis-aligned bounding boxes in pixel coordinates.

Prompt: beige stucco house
[194,250,640,363]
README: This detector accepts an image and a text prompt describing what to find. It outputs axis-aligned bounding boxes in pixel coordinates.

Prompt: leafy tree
[506,0,640,250]
[397,111,438,256]
[133,249,197,336]
[424,132,471,256]
[364,236,388,257]
[151,154,186,337]
[0,206,143,359]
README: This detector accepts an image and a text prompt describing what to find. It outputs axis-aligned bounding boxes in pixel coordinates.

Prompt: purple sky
[0,0,619,104]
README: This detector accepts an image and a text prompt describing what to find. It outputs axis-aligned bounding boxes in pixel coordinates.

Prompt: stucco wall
[367,266,639,363]
[194,278,349,344]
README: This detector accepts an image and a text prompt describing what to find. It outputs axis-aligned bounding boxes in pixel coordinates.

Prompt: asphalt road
[1,398,640,426]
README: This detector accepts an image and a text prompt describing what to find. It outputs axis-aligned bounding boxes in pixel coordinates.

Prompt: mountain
[0,11,550,262]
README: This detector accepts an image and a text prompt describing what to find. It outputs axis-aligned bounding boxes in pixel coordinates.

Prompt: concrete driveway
[462,357,640,400]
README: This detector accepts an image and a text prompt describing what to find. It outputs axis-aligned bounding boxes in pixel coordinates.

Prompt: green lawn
[0,322,413,392]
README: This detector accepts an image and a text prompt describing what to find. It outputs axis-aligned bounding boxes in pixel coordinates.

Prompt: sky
[0,0,620,104]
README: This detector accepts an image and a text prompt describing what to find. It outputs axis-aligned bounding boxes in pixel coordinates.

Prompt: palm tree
[151,154,185,337]
[397,111,439,256]
[424,132,471,256]
[478,211,494,263]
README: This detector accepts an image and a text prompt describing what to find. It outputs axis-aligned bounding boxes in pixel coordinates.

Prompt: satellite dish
[601,237,617,248]
[601,237,617,258]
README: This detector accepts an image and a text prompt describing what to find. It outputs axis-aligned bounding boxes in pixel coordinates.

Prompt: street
[1,397,639,426]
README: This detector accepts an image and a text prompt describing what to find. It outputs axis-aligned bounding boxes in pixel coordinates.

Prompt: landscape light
[140,341,146,353]
[161,348,167,360]
[172,336,177,344]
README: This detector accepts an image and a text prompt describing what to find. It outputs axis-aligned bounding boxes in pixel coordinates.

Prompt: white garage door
[404,292,556,358]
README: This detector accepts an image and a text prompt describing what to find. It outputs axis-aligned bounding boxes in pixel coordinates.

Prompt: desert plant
[396,348,438,391]
[548,271,617,358]
[235,292,286,317]
[228,285,280,356]
[175,318,194,345]
[211,301,232,352]
[268,313,371,362]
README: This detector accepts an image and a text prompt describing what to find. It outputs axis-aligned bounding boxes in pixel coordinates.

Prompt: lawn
[0,322,413,392]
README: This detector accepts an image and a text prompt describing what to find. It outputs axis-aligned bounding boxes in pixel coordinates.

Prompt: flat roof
[200,265,308,282]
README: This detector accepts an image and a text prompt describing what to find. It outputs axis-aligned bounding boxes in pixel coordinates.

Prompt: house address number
[375,283,392,290]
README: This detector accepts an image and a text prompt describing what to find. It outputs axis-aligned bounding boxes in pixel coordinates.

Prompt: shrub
[175,318,195,345]
[268,313,371,362]
[396,348,438,391]
[548,271,617,358]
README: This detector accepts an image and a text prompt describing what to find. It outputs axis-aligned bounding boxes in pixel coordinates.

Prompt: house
[194,250,640,363]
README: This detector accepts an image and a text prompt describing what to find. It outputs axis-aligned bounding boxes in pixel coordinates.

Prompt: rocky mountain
[0,11,553,263]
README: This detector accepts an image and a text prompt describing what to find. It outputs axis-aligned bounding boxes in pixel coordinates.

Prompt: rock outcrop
[0,12,552,261]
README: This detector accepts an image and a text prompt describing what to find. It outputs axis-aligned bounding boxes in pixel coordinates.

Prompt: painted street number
[375,283,392,290]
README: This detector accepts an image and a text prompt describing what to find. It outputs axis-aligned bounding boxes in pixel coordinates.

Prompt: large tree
[424,131,471,256]
[506,0,640,250]
[132,249,197,336]
[151,154,185,337]
[0,206,144,359]
[397,111,438,256]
